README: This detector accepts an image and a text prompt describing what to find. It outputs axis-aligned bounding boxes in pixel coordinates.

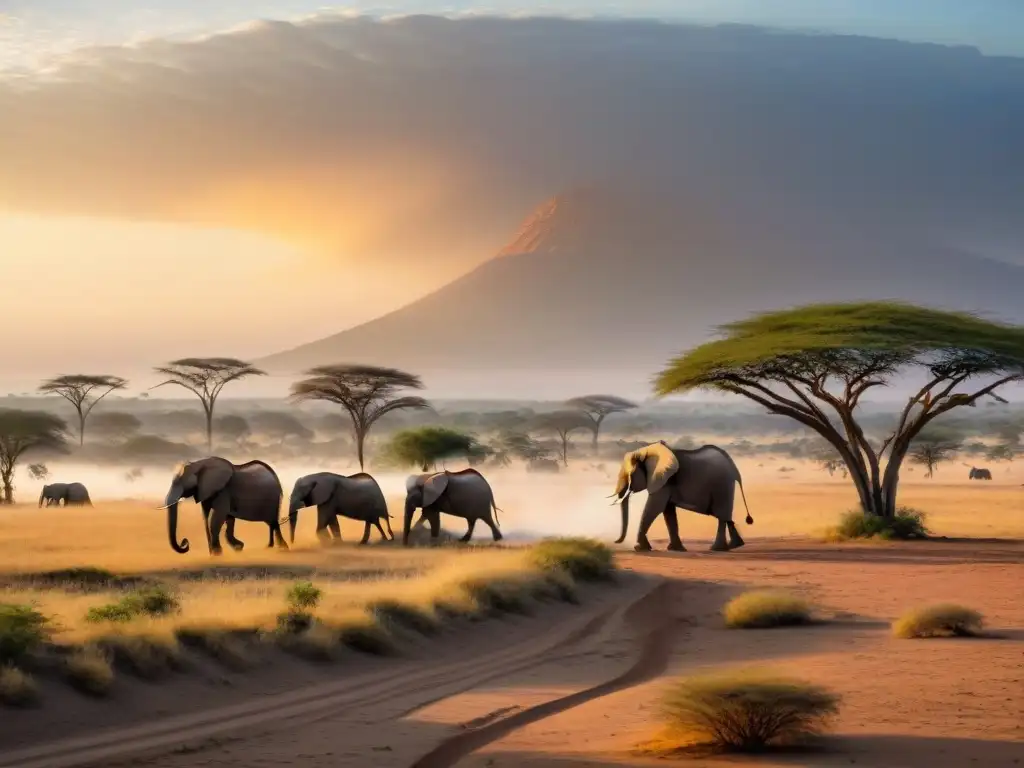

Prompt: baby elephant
[39,482,92,507]
[402,469,503,546]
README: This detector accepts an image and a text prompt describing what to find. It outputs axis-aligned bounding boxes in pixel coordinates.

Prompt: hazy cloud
[1,15,1023,273]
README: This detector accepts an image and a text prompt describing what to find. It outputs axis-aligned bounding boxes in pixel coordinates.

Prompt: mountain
[257,184,1024,392]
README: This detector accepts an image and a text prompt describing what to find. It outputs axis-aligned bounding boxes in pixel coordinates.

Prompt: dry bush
[827,508,929,542]
[657,670,840,753]
[64,647,115,697]
[528,537,615,582]
[0,665,39,707]
[723,590,813,629]
[95,631,182,679]
[892,604,985,639]
[366,599,439,635]
[175,626,253,670]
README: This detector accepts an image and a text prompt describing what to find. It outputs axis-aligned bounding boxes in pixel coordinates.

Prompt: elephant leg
[208,497,230,556]
[266,524,275,548]
[634,490,669,552]
[201,502,214,552]
[484,515,502,542]
[428,510,441,541]
[711,519,729,552]
[460,518,477,543]
[373,519,389,540]
[359,521,372,545]
[383,516,395,540]
[726,521,745,549]
[225,517,245,551]
[328,516,342,540]
[271,522,289,549]
[663,503,686,552]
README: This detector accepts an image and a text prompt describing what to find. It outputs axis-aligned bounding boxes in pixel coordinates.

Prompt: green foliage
[655,302,1024,394]
[659,670,840,752]
[723,591,813,629]
[85,585,180,623]
[529,537,615,582]
[908,428,963,478]
[385,426,476,470]
[0,604,50,664]
[830,508,929,541]
[285,581,322,610]
[892,604,985,639]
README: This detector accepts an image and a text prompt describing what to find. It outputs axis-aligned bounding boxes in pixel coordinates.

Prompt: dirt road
[3,540,1022,768]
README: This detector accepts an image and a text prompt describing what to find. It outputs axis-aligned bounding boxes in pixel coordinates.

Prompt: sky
[0,1,1022,396]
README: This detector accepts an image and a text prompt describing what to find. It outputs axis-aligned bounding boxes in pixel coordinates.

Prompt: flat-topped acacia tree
[152,358,266,451]
[566,395,638,449]
[290,365,431,470]
[38,374,127,446]
[654,302,1024,518]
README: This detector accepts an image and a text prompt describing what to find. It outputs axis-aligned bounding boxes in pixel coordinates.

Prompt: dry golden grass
[0,665,39,707]
[892,604,985,639]
[64,647,115,696]
[650,669,840,754]
[723,590,813,629]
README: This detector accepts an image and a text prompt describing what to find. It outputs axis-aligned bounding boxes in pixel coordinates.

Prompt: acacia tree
[290,365,430,470]
[38,374,127,446]
[566,395,638,449]
[908,428,963,478]
[152,359,265,451]
[0,410,67,503]
[655,302,1024,518]
[532,410,593,466]
[385,427,475,471]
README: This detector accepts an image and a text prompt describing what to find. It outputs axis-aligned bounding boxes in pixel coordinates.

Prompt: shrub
[280,622,340,662]
[830,508,928,541]
[659,670,840,753]
[336,617,394,656]
[0,666,39,707]
[65,647,115,697]
[85,584,180,624]
[529,538,615,582]
[892,604,985,639]
[275,608,314,635]
[175,627,252,670]
[96,632,182,679]
[723,591,813,629]
[367,600,439,635]
[0,604,50,664]
[286,581,322,611]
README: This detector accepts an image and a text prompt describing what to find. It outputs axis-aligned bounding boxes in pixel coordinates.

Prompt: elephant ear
[422,472,449,508]
[308,477,335,506]
[642,442,679,496]
[196,459,234,503]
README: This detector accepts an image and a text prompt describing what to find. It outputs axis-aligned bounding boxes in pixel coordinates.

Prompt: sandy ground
[1,467,1022,767]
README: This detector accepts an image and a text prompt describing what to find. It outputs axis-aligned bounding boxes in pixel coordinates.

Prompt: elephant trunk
[615,495,630,544]
[403,497,416,546]
[288,501,301,544]
[162,483,189,554]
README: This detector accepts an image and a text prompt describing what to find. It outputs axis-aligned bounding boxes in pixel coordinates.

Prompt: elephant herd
[145,441,753,556]
[156,457,503,556]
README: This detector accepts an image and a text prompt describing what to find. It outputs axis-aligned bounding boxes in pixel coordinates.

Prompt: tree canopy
[290,365,430,470]
[655,302,1024,517]
[0,410,68,503]
[532,410,593,466]
[152,358,265,450]
[566,394,638,447]
[385,427,476,471]
[38,374,127,446]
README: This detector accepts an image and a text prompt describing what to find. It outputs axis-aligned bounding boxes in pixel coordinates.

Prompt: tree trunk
[561,435,569,466]
[356,429,366,471]
[591,415,603,451]
[1,472,13,504]
[78,410,86,447]
[204,406,214,453]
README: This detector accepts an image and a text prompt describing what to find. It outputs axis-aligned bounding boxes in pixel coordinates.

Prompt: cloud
[1,14,1022,274]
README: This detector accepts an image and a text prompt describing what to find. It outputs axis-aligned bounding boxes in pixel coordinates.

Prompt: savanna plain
[0,458,1021,768]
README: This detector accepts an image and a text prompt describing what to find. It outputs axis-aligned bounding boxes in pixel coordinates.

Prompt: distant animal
[526,458,560,473]
[38,482,92,507]
[158,457,286,555]
[968,466,993,480]
[287,472,393,545]
[612,441,752,553]
[402,469,503,546]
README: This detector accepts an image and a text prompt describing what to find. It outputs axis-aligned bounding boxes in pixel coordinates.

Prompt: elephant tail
[491,499,503,530]
[738,478,753,525]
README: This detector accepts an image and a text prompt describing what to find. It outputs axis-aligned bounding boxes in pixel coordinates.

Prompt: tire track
[1,577,661,768]
[408,580,678,768]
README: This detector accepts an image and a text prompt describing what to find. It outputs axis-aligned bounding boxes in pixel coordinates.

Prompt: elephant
[612,441,753,553]
[38,482,92,507]
[969,466,993,480]
[158,457,286,555]
[288,472,394,545]
[402,468,503,546]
